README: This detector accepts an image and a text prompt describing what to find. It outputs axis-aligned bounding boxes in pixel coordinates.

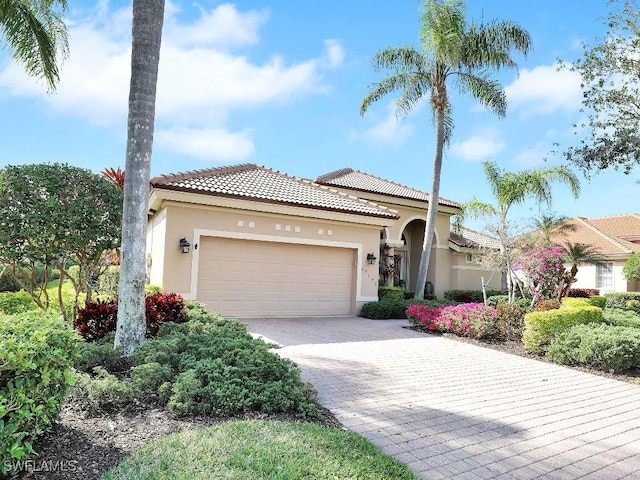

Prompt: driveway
[241,317,640,480]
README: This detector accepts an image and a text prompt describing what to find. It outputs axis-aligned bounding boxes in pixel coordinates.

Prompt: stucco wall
[569,261,632,293]
[147,200,385,312]
[451,251,502,292]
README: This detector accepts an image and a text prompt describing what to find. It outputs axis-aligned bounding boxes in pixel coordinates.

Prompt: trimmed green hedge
[360,298,452,320]
[377,286,406,300]
[604,292,640,309]
[444,289,501,303]
[523,305,603,355]
[547,323,640,373]
[0,312,80,475]
[588,296,607,309]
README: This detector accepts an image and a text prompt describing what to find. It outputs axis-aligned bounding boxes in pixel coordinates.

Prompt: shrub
[360,299,410,319]
[626,300,640,314]
[547,323,640,373]
[589,296,607,309]
[0,290,38,314]
[522,305,603,354]
[533,299,561,311]
[604,292,640,309]
[0,312,80,475]
[75,292,187,342]
[567,288,600,298]
[75,298,118,342]
[495,303,526,341]
[603,308,640,329]
[406,303,444,330]
[560,297,591,308]
[69,305,320,419]
[443,289,501,303]
[378,286,406,300]
[486,295,532,311]
[74,333,128,374]
[436,303,498,339]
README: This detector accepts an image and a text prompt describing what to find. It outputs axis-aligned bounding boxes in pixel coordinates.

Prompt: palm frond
[456,72,507,117]
[0,0,69,91]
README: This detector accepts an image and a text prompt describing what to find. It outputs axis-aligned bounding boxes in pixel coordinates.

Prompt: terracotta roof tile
[316,168,461,208]
[450,226,501,249]
[549,215,640,256]
[150,164,398,219]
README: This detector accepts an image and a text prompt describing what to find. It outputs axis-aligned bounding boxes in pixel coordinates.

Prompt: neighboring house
[449,226,502,291]
[146,164,501,318]
[549,214,640,294]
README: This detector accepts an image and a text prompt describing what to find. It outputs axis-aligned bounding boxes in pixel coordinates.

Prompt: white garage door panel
[197,237,354,318]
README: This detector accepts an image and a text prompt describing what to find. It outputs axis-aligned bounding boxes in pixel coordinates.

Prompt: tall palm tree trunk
[115,0,165,356]
[415,104,445,299]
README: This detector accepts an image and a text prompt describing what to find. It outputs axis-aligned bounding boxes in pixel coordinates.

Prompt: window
[466,253,474,263]
[597,263,614,289]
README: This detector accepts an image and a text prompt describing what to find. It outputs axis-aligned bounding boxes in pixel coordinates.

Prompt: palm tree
[114,0,165,356]
[527,213,576,248]
[0,0,69,90]
[360,0,532,299]
[464,161,580,300]
[561,242,604,296]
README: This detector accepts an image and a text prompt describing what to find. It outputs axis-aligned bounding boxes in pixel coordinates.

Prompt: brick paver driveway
[241,316,640,480]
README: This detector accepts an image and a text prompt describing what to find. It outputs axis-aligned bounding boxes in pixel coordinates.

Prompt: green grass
[101,420,419,480]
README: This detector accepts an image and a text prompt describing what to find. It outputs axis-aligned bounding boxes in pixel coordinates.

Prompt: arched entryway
[380,218,437,295]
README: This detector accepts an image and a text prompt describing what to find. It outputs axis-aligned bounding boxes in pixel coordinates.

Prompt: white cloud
[322,39,345,68]
[450,128,505,162]
[163,3,268,49]
[156,126,254,160]
[361,105,414,146]
[0,2,340,161]
[505,64,582,117]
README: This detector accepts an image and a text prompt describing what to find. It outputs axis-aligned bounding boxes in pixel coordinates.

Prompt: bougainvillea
[514,246,569,302]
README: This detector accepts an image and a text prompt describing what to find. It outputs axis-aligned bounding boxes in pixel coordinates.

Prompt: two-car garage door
[196,237,355,318]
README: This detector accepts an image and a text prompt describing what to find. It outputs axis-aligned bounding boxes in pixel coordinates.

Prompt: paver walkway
[241,317,640,480]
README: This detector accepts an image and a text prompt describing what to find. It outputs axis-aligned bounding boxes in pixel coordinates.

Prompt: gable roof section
[150,164,398,219]
[449,226,501,250]
[316,168,461,208]
[550,215,640,256]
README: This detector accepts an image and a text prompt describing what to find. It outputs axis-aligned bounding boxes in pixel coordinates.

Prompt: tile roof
[450,226,501,250]
[549,214,640,256]
[316,168,461,208]
[150,164,398,219]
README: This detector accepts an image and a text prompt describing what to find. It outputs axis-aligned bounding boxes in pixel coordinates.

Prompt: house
[549,214,640,294]
[146,164,501,318]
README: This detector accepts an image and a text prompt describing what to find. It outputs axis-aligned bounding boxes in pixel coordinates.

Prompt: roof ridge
[273,168,398,217]
[574,217,633,254]
[150,163,257,185]
[317,167,460,207]
[588,212,640,221]
[316,168,355,183]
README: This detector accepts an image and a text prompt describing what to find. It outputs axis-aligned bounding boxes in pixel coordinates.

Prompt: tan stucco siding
[148,201,385,311]
[146,208,167,286]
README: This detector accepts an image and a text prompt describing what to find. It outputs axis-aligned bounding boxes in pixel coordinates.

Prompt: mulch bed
[19,406,342,480]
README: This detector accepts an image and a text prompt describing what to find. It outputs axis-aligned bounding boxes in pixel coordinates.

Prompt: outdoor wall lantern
[179,237,191,254]
[366,252,377,265]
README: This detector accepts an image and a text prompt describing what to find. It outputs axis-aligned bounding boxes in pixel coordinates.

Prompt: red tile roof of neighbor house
[550,214,640,256]
[450,226,501,250]
[316,168,462,208]
[150,164,399,219]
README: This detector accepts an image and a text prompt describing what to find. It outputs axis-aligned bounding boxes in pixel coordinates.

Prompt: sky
[0,0,637,233]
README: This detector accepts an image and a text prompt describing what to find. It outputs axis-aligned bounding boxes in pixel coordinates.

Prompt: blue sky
[0,0,636,232]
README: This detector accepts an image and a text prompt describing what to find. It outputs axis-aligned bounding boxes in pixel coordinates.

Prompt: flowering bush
[514,246,568,302]
[437,303,498,339]
[407,302,498,339]
[406,303,443,330]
